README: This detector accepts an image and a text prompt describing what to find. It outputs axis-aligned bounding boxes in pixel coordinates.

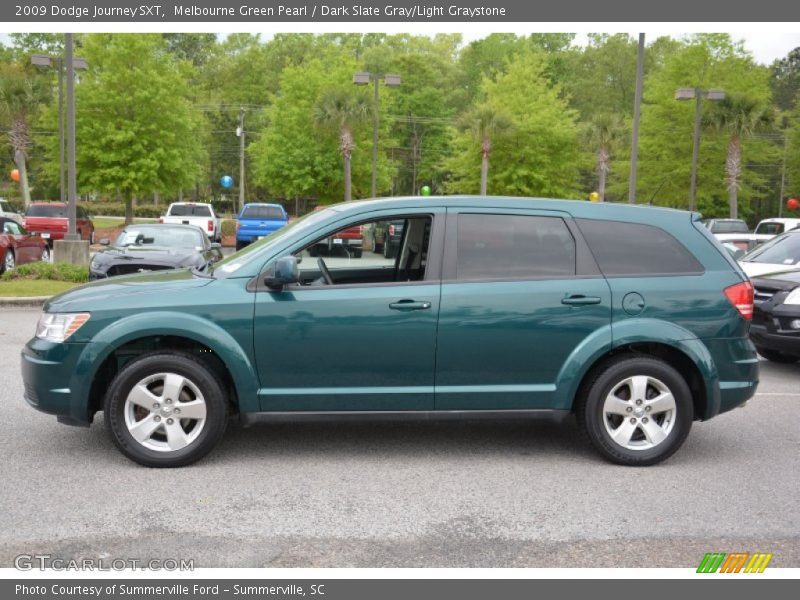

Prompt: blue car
[236,203,288,250]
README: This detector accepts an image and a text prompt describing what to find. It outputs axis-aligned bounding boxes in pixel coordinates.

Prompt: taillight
[208,220,214,232]
[389,224,395,236]
[236,221,240,230]
[158,217,163,223]
[724,281,754,320]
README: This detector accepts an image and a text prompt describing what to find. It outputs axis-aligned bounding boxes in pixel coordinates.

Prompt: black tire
[576,356,694,466]
[104,352,229,468]
[383,241,394,259]
[235,240,247,251]
[352,247,363,258]
[755,346,799,363]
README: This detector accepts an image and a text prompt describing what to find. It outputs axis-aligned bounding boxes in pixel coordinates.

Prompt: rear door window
[169,204,212,217]
[241,205,286,220]
[576,219,703,276]
[456,214,576,280]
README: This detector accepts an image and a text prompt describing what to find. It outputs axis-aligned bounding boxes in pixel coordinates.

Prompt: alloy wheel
[602,375,677,451]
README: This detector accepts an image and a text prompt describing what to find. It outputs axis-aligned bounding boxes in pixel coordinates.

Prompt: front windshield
[742,232,800,265]
[114,226,203,249]
[210,208,336,277]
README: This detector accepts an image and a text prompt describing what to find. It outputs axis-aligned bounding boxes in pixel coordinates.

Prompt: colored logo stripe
[744,553,773,573]
[697,552,773,573]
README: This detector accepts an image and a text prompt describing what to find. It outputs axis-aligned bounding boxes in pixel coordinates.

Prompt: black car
[750,269,800,363]
[90,224,223,279]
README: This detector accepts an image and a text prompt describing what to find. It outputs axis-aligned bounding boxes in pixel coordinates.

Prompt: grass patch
[0,279,80,297]
[2,261,89,283]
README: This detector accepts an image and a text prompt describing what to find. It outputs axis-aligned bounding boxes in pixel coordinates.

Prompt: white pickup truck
[160,202,222,241]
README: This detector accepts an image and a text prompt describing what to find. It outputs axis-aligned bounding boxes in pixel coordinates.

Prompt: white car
[739,229,800,278]
[0,198,23,224]
[751,218,800,246]
[160,202,222,241]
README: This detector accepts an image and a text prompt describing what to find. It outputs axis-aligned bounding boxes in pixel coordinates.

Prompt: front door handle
[561,295,602,306]
[389,299,432,311]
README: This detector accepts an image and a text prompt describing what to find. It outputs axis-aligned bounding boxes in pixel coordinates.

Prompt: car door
[253,209,444,412]
[3,220,36,263]
[434,208,612,410]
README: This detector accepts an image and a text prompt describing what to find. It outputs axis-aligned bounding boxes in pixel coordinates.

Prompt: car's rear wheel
[755,346,799,363]
[2,249,15,274]
[576,356,693,466]
[104,353,228,467]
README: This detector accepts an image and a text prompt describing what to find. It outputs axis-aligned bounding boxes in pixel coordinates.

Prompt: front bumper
[21,337,100,425]
[750,303,800,356]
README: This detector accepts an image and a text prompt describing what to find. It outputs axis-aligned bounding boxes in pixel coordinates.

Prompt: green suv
[21,197,758,467]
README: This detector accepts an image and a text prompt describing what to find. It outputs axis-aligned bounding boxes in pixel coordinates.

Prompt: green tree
[770,48,800,112]
[707,94,773,218]
[459,105,512,195]
[39,34,207,222]
[0,62,49,205]
[445,50,580,198]
[584,113,625,201]
[314,89,372,202]
[623,35,776,219]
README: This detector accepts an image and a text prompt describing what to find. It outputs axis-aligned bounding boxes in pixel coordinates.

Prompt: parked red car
[0,217,50,274]
[23,202,94,246]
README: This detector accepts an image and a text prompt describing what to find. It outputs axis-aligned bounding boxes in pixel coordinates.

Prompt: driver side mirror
[264,255,299,290]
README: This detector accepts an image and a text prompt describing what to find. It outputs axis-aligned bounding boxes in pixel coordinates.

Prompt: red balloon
[788,198,799,211]
[10,169,20,182]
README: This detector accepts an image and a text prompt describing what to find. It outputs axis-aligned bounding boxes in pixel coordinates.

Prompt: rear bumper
[700,337,759,418]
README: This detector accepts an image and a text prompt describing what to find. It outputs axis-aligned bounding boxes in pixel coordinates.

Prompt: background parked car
[380,219,405,259]
[90,223,223,279]
[739,228,800,278]
[0,197,23,224]
[750,217,800,246]
[0,217,50,274]
[702,218,753,252]
[750,269,800,363]
[23,202,94,246]
[160,202,221,242]
[235,203,288,250]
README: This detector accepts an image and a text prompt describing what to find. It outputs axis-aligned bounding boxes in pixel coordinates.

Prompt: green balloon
[420,185,431,196]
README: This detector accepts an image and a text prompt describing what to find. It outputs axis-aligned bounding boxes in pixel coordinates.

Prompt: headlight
[784,288,800,305]
[35,313,91,343]
[90,260,101,270]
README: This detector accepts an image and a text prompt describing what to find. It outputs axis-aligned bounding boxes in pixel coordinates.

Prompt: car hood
[740,261,800,278]
[45,269,213,312]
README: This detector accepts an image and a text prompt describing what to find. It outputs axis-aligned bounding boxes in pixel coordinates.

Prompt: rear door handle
[389,300,432,311]
[561,295,602,306]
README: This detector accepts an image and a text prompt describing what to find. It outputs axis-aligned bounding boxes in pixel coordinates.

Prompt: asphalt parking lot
[0,308,798,568]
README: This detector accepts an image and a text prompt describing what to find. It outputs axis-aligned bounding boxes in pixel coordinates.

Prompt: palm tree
[314,89,371,202]
[584,114,623,202]
[708,94,773,219]
[0,64,47,207]
[461,105,512,195]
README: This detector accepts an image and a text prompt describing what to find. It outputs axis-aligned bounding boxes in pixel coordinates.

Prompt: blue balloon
[220,175,234,189]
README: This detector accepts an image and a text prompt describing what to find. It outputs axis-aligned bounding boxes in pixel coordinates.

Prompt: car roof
[758,217,800,223]
[122,223,203,232]
[324,195,697,224]
[29,201,67,206]
[242,202,284,208]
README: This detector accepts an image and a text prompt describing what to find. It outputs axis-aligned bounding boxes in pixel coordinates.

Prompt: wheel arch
[556,318,721,420]
[73,312,258,421]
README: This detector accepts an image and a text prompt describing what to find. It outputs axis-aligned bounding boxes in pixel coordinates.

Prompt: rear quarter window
[576,218,704,276]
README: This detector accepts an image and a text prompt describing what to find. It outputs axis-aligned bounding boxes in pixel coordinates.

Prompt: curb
[0,296,49,308]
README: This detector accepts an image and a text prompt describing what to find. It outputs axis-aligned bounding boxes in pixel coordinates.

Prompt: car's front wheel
[104,353,228,467]
[576,356,693,466]
[2,249,15,274]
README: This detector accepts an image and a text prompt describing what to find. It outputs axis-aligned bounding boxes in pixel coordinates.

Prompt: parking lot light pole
[354,71,400,199]
[675,87,726,212]
[31,51,88,209]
